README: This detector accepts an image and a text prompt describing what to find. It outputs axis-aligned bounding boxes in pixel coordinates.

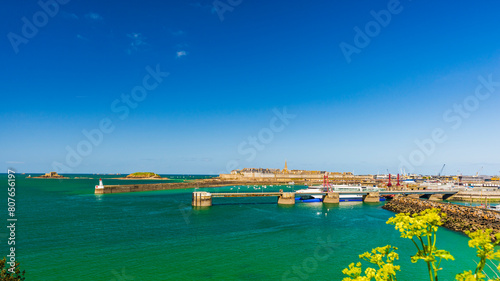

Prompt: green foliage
[0,257,25,281]
[386,208,454,281]
[342,246,400,281]
[455,229,500,281]
[342,208,500,281]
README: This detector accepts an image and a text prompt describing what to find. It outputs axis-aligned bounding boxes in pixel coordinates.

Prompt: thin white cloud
[126,33,148,54]
[6,161,24,164]
[176,50,187,58]
[85,12,103,22]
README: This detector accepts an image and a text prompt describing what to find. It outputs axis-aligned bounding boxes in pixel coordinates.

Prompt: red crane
[323,172,332,192]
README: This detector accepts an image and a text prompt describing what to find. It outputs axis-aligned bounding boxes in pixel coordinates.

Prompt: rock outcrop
[383,196,500,238]
[34,172,67,178]
[124,172,163,179]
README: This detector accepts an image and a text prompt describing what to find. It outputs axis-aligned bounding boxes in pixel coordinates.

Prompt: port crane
[386,169,392,187]
[475,166,483,177]
[438,164,446,177]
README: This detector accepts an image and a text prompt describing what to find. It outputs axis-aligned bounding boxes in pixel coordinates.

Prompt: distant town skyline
[2,1,500,175]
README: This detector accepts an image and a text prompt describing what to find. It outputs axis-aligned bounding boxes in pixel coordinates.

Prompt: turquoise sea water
[0,174,495,280]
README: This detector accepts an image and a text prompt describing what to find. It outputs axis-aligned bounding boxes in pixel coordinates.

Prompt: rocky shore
[383,196,500,238]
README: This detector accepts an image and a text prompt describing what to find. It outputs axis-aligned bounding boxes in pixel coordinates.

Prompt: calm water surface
[0,174,490,280]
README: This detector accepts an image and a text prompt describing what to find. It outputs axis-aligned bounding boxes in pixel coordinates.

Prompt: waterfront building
[220,162,374,184]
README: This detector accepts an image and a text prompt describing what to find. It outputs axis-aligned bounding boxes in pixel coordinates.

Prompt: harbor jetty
[95,179,283,194]
[191,191,382,207]
[191,190,456,207]
[383,196,500,237]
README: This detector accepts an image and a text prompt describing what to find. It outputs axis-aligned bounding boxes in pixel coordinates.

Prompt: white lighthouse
[95,178,104,189]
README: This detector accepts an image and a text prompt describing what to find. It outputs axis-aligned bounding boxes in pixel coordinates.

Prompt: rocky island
[31,172,68,179]
[123,172,165,179]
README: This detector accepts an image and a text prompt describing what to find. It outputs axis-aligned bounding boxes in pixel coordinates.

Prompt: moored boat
[296,184,382,202]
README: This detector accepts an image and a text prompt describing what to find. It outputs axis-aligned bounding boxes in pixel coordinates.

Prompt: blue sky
[1,0,500,175]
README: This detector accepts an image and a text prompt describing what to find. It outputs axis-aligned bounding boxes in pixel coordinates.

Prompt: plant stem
[411,238,421,252]
[427,262,434,281]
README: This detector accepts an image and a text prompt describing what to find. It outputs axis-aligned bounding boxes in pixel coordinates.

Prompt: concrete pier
[192,192,212,207]
[323,192,340,204]
[188,190,460,207]
[429,194,443,201]
[363,192,380,203]
[278,192,296,205]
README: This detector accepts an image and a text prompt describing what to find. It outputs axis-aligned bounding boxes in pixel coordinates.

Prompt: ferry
[296,184,382,202]
[420,181,455,190]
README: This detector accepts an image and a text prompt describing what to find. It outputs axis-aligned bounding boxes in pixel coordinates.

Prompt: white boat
[488,205,500,211]
[420,181,455,190]
[296,184,379,201]
[295,185,327,198]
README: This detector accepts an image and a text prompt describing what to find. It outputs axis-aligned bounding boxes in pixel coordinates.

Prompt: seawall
[448,191,500,202]
[95,179,284,194]
[383,196,500,237]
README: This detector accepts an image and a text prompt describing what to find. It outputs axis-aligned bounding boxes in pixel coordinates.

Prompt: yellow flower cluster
[455,229,500,281]
[342,246,400,281]
[386,208,444,240]
[342,208,500,281]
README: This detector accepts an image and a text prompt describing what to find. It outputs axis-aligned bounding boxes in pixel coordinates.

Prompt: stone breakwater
[95,179,283,194]
[383,196,500,237]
